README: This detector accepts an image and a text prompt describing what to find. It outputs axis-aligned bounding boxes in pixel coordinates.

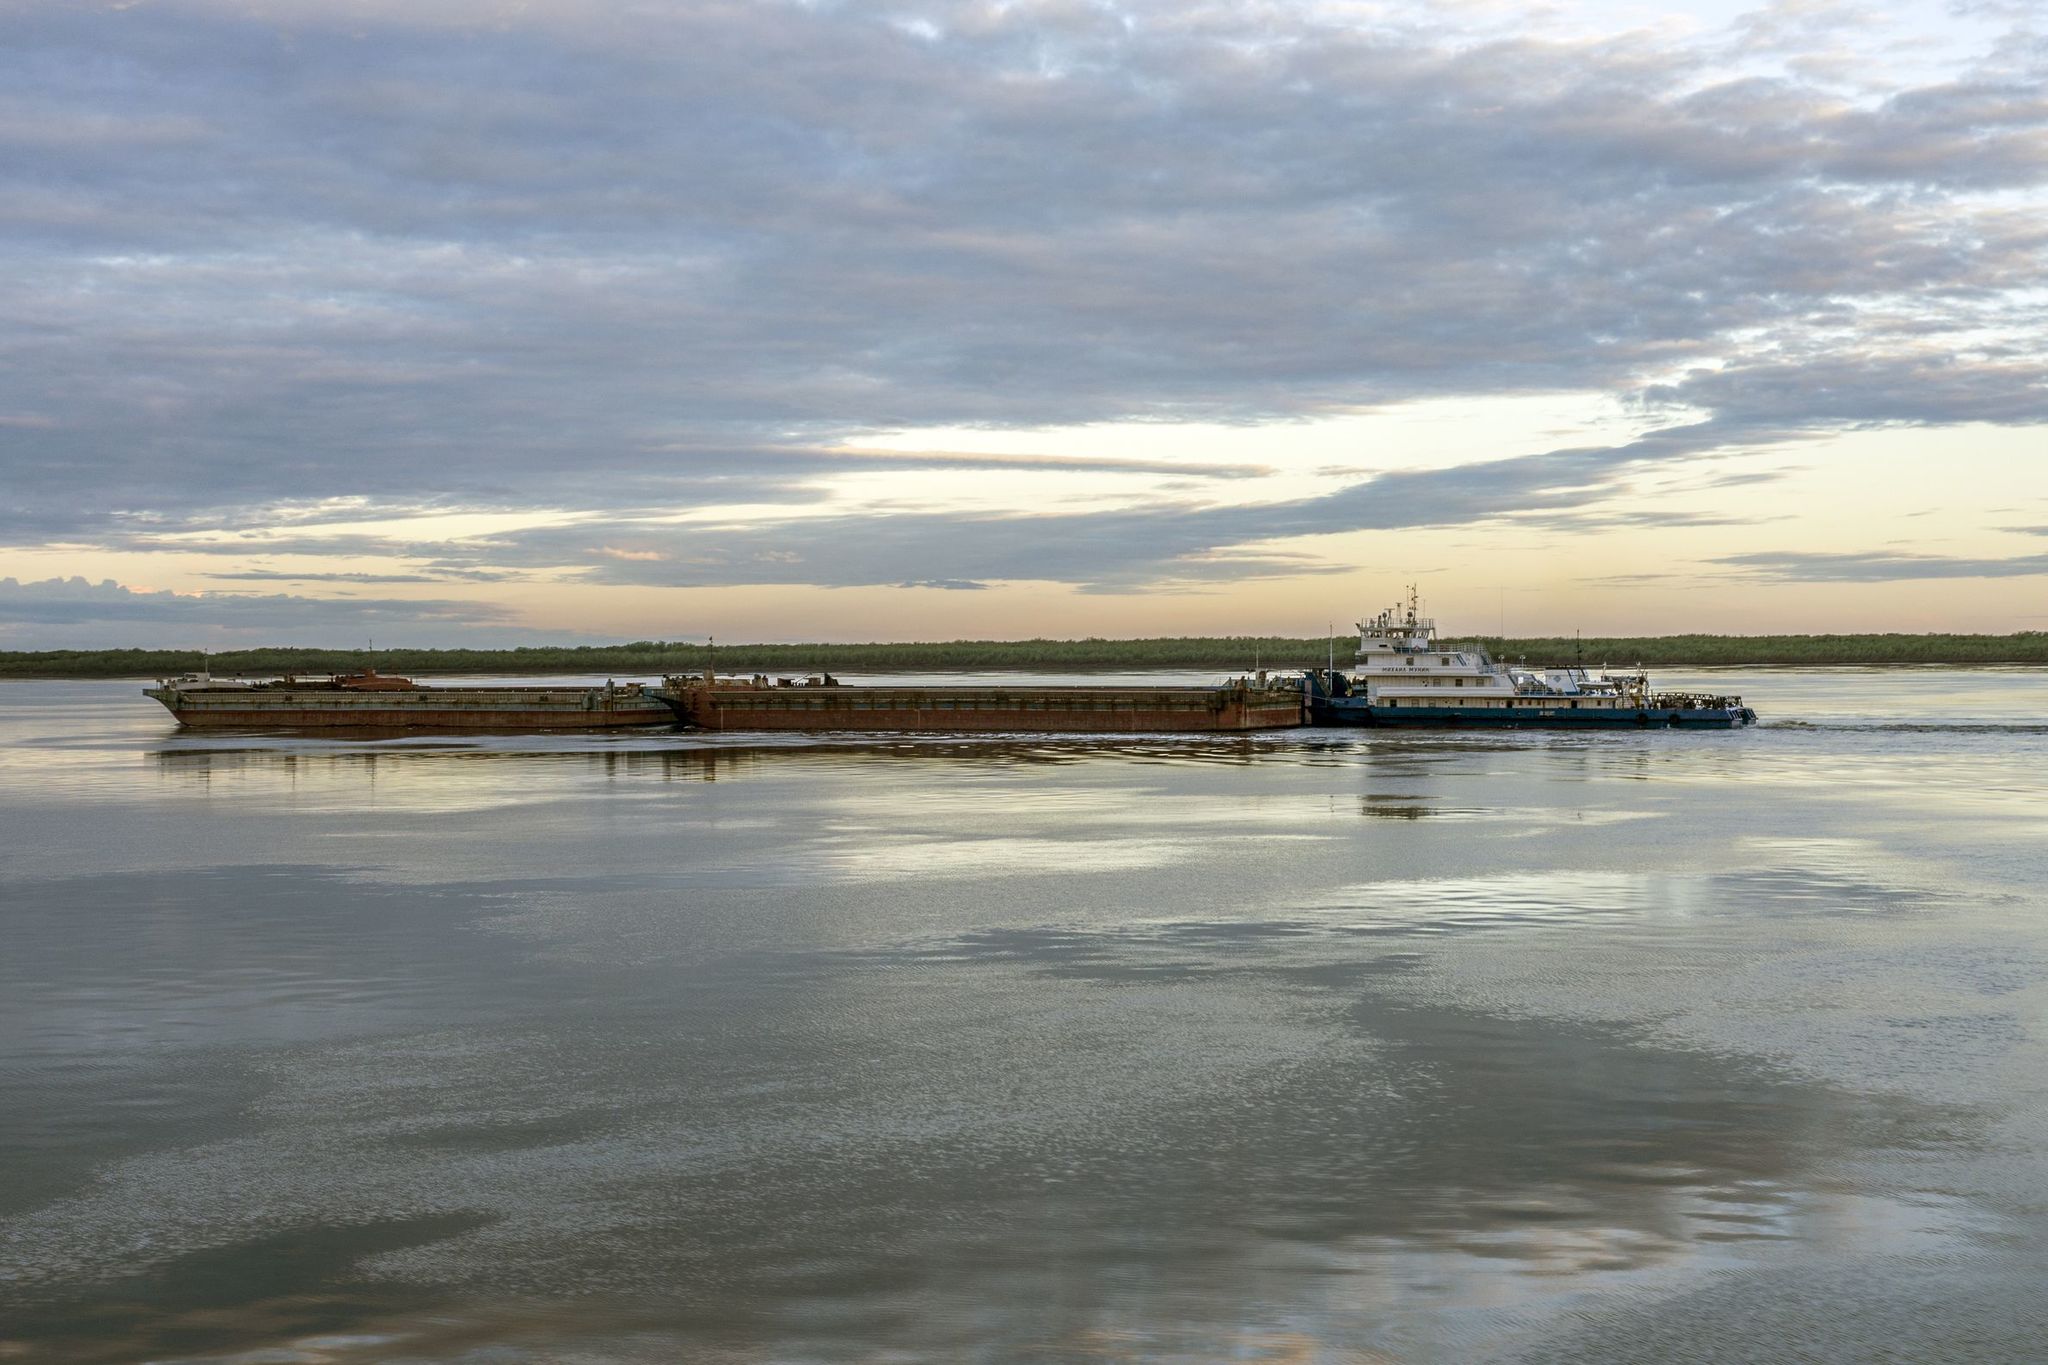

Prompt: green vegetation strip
[5,633,2047,678]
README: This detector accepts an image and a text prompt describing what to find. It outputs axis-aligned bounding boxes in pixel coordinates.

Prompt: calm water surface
[3,669,2046,1362]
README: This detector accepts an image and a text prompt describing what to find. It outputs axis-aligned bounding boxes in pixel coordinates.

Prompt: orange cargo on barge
[655,675,1306,733]
[145,670,674,730]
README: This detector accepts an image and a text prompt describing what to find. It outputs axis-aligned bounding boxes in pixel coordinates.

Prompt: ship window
[1441,656,1450,665]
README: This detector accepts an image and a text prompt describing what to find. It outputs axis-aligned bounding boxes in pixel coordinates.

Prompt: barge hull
[1311,702,1751,729]
[660,684,1304,733]
[154,706,671,730]
[147,687,673,730]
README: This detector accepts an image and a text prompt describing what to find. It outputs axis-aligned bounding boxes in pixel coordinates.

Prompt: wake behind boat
[1303,591,1756,729]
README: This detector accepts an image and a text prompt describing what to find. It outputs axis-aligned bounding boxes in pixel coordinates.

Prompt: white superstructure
[1350,588,1648,713]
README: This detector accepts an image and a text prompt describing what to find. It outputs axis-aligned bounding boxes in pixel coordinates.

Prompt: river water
[2,669,2045,1362]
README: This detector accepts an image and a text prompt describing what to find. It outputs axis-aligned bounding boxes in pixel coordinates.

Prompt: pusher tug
[1303,591,1756,728]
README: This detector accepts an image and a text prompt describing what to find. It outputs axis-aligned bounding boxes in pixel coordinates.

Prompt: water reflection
[132,729,1686,796]
[2,677,2046,1361]
[151,743,773,787]
[4,853,2018,1362]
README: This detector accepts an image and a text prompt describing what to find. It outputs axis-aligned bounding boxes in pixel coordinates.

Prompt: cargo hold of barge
[145,670,675,730]
[655,675,1306,733]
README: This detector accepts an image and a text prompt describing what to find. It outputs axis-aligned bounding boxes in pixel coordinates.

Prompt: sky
[2,0,2045,649]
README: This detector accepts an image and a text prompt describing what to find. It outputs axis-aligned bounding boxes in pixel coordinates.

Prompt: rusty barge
[143,667,1307,734]
[145,670,674,730]
[654,674,1306,733]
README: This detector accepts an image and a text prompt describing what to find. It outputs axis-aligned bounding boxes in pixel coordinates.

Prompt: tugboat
[1303,590,1756,729]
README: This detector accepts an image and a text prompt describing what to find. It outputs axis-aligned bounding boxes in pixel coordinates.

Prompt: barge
[655,674,1306,733]
[1304,592,1756,729]
[145,669,674,730]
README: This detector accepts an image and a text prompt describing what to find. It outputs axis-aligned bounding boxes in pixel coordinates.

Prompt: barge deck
[146,672,674,730]
[656,676,1306,733]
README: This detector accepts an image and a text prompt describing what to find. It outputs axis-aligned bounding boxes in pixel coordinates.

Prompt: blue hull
[1309,700,1752,729]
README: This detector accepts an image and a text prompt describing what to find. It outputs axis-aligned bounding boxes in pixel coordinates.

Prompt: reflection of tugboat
[1304,590,1756,729]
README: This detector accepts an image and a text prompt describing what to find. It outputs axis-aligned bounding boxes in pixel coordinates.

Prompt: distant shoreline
[4,633,2046,679]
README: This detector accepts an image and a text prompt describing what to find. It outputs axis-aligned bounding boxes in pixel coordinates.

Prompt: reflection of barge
[145,670,674,729]
[1304,592,1756,729]
[655,674,1306,733]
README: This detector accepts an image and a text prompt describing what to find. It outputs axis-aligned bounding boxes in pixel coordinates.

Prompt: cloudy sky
[2,0,2044,648]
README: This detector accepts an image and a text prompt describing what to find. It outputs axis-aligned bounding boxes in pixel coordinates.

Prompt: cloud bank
[0,577,525,648]
[1712,550,2048,582]
[1,0,2045,625]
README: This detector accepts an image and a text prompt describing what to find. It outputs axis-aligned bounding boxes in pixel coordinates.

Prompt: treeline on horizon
[4,632,2047,678]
